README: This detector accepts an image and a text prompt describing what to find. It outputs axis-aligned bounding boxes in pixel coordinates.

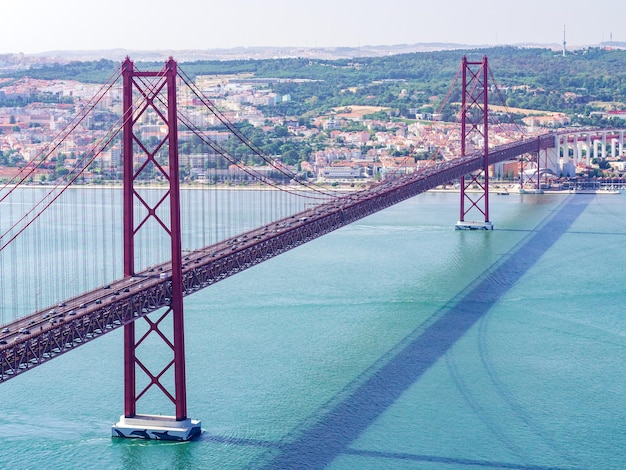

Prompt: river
[0,190,624,469]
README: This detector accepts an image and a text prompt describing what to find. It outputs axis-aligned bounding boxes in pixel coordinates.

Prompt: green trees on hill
[3,47,626,123]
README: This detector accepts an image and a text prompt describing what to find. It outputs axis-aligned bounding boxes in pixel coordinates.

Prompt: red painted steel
[460,57,467,222]
[459,56,490,223]
[165,58,189,421]
[120,58,188,421]
[121,57,137,419]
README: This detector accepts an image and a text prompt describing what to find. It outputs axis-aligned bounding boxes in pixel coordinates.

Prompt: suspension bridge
[0,55,624,440]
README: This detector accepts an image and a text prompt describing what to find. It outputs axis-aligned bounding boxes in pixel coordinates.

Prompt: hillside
[2,46,626,127]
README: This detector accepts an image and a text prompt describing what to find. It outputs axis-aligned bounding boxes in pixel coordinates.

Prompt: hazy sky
[2,0,625,54]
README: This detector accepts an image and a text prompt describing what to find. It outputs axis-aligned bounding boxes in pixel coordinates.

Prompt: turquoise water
[1,191,625,469]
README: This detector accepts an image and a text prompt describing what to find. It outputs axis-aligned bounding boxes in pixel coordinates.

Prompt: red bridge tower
[111,58,201,440]
[455,56,493,230]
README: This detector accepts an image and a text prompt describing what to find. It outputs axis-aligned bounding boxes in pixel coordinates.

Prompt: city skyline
[2,0,625,55]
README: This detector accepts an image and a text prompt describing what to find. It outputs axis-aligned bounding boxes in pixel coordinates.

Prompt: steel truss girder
[0,134,555,382]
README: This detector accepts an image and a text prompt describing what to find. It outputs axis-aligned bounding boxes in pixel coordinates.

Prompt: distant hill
[19,42,571,63]
[2,44,626,130]
[5,40,620,67]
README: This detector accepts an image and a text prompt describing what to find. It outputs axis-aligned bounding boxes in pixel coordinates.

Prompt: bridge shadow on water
[261,194,594,469]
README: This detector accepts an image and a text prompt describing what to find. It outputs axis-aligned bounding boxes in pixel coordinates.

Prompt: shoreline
[8,183,364,192]
[7,182,622,195]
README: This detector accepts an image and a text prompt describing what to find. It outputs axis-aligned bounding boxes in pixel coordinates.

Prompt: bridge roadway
[0,134,554,382]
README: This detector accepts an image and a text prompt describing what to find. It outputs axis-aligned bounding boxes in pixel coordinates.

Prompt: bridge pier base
[112,414,201,441]
[455,220,494,230]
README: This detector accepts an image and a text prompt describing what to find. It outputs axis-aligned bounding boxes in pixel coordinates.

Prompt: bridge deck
[0,135,553,382]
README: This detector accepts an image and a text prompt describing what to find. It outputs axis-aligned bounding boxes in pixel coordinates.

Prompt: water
[0,186,312,319]
[1,190,625,469]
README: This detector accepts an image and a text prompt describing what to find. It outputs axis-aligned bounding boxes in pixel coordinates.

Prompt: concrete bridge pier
[555,134,572,177]
[542,147,560,177]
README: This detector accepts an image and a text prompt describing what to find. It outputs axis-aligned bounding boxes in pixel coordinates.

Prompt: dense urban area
[1,46,626,186]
